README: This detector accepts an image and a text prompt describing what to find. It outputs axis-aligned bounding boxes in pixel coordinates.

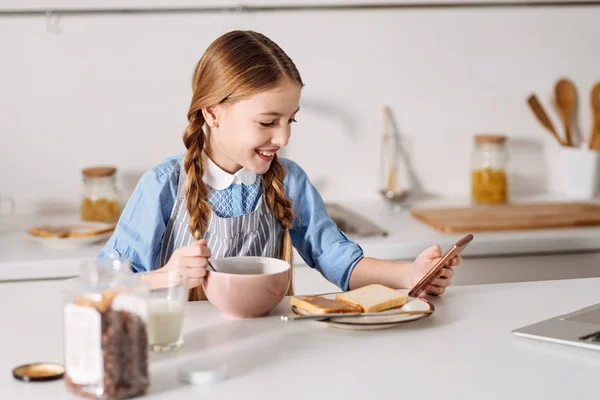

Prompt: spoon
[206,259,217,272]
[527,94,564,146]
[589,82,600,150]
[554,78,578,146]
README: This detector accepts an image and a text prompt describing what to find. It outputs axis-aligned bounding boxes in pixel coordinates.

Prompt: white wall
[1,6,599,215]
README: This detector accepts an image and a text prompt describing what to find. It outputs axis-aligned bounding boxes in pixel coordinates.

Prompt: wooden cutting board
[410,202,600,233]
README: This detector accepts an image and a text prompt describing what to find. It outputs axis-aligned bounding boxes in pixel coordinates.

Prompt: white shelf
[0,0,596,13]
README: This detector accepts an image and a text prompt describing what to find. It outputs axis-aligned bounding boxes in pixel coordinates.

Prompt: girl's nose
[272,127,291,148]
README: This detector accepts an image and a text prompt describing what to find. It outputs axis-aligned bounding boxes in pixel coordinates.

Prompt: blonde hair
[183,31,303,301]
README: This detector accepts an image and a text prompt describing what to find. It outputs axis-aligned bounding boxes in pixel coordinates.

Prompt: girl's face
[205,77,301,175]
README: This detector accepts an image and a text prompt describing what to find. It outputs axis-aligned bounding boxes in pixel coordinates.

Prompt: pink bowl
[202,257,291,319]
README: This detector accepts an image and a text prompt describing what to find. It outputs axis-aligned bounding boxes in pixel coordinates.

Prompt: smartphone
[408,233,474,298]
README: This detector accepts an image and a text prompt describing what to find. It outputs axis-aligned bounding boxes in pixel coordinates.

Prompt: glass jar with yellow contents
[81,166,122,223]
[470,135,509,204]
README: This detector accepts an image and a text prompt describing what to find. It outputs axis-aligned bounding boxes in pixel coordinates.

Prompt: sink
[325,203,388,238]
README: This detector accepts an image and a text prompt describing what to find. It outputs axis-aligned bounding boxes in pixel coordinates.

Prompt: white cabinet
[1,0,591,10]
[393,252,600,287]
[292,252,600,296]
[451,252,600,287]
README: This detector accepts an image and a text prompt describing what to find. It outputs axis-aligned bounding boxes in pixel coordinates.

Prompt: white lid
[177,360,228,385]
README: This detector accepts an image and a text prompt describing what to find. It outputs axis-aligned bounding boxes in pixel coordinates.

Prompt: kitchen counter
[3,277,600,399]
[3,196,600,282]
[341,197,600,260]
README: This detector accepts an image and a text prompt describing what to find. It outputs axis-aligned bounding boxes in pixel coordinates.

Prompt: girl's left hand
[410,245,462,296]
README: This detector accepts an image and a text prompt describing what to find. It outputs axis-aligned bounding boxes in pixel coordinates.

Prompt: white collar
[202,153,257,190]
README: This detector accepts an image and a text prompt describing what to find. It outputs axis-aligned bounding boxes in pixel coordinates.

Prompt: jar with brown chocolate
[63,259,150,399]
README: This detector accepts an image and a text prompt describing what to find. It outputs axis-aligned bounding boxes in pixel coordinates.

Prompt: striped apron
[158,160,281,270]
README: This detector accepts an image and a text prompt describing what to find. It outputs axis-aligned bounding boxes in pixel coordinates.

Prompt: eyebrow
[258,107,300,117]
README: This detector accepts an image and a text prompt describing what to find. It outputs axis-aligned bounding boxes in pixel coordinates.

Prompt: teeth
[258,151,275,157]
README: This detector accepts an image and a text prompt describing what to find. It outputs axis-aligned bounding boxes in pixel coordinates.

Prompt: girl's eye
[259,118,297,127]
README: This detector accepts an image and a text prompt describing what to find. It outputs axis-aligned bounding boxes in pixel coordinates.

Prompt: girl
[99,30,460,300]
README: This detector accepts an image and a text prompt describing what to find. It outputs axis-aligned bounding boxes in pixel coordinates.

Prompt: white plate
[27,223,115,249]
[292,290,434,331]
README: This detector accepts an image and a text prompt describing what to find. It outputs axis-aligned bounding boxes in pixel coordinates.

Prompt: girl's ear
[202,105,220,128]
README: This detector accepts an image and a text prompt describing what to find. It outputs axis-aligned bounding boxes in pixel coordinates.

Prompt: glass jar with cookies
[63,259,150,400]
[470,134,509,204]
[81,166,121,223]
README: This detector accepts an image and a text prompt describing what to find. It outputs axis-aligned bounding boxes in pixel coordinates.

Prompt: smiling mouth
[256,149,277,161]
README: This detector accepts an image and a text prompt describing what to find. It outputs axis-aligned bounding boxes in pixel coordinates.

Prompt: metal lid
[82,166,117,178]
[12,362,65,382]
[177,360,227,385]
[474,134,507,144]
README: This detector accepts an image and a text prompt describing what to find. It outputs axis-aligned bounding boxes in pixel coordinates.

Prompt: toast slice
[335,284,408,313]
[27,224,116,239]
[290,296,363,315]
[27,226,72,238]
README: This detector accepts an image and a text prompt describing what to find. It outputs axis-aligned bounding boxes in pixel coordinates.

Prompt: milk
[147,298,184,346]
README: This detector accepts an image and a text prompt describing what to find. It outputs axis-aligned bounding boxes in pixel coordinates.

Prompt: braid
[263,155,295,295]
[182,111,211,301]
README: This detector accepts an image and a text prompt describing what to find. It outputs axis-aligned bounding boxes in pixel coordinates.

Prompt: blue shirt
[99,155,364,290]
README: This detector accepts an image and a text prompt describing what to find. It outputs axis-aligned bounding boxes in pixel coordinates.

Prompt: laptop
[513,303,600,351]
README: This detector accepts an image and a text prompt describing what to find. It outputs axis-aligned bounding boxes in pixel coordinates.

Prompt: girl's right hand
[160,239,212,289]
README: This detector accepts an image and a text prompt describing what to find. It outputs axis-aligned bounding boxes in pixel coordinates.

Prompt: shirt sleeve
[98,160,179,272]
[282,159,364,291]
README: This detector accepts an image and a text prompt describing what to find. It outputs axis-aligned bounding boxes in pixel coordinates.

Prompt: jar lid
[177,360,228,385]
[82,166,117,178]
[474,134,507,144]
[12,362,65,382]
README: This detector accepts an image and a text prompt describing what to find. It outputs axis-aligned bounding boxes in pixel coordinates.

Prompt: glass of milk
[141,270,188,352]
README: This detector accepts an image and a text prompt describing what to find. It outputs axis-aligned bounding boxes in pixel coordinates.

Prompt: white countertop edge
[4,233,600,282]
[5,195,600,281]
[1,258,90,281]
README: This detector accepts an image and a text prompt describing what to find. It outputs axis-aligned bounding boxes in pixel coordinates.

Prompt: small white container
[560,146,600,200]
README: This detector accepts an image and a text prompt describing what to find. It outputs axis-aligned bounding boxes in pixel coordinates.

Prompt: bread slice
[290,296,363,315]
[336,284,408,313]
[27,224,116,239]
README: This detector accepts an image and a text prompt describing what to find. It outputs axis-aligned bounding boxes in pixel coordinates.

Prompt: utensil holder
[560,146,600,200]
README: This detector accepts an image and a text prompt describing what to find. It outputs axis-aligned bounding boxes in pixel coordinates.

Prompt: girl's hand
[410,245,462,296]
[161,239,211,289]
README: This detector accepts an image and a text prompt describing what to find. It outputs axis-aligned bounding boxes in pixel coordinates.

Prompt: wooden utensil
[382,106,402,194]
[589,82,600,151]
[527,94,564,146]
[554,78,577,146]
[281,309,432,321]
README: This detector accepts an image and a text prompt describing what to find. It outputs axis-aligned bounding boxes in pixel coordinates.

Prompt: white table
[3,277,600,399]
